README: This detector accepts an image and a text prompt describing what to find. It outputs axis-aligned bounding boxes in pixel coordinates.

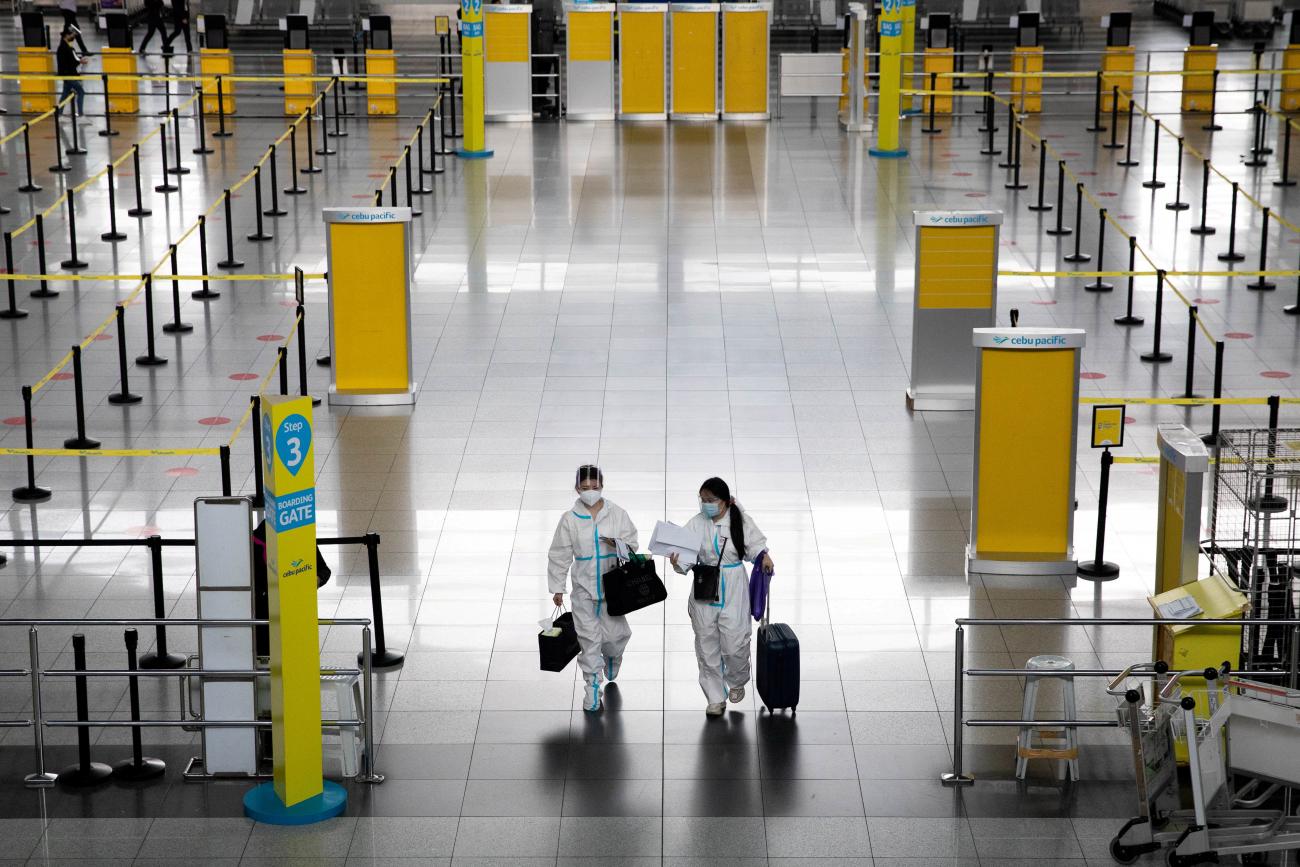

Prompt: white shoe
[705,701,725,717]
[606,656,621,682]
[728,686,745,704]
[582,676,602,713]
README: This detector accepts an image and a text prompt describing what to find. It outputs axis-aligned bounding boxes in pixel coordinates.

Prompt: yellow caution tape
[0,447,220,458]
[999,270,1300,278]
[1081,396,1270,406]
[1111,456,1161,464]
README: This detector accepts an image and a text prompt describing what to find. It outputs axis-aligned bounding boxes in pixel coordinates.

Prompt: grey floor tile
[556,816,661,857]
[661,817,767,858]
[763,817,872,858]
[451,817,559,858]
[461,779,565,817]
[347,817,459,859]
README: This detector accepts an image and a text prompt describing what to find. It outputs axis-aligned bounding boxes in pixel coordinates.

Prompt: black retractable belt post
[437,100,451,157]
[1217,182,1244,261]
[360,533,404,668]
[1086,70,1106,132]
[1004,117,1027,190]
[128,145,151,216]
[389,167,398,208]
[112,628,166,781]
[11,385,50,502]
[32,215,55,298]
[1063,183,1090,262]
[316,87,335,155]
[193,86,212,155]
[416,124,432,193]
[450,77,461,138]
[922,71,941,134]
[19,124,41,192]
[220,445,231,496]
[1084,209,1113,291]
[248,167,273,241]
[135,274,168,366]
[1076,448,1119,580]
[980,85,998,155]
[160,53,172,116]
[102,164,127,242]
[59,633,112,786]
[63,344,100,449]
[1246,101,1267,167]
[139,535,184,669]
[107,305,141,405]
[373,188,381,206]
[1117,99,1138,167]
[998,101,1014,168]
[1248,207,1275,290]
[218,190,244,269]
[49,105,69,172]
[1115,236,1143,325]
[61,189,88,270]
[1277,118,1296,187]
[1287,243,1300,314]
[278,346,289,396]
[330,75,346,137]
[1190,159,1215,235]
[192,215,218,299]
[155,124,178,193]
[161,243,191,333]
[1140,269,1173,363]
[284,125,307,193]
[1166,137,1189,210]
[1181,306,1201,399]
[1143,120,1165,189]
[1103,86,1122,149]
[214,76,231,138]
[1046,161,1070,235]
[302,105,322,172]
[264,145,287,215]
[66,95,86,155]
[0,231,26,318]
[1028,143,1052,211]
[251,394,265,507]
[433,104,446,174]
[405,147,422,216]
[1202,340,1225,445]
[99,73,118,137]
[1203,69,1223,131]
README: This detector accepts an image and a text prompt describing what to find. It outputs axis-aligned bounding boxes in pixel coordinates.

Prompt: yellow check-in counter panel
[670,3,718,119]
[618,4,667,119]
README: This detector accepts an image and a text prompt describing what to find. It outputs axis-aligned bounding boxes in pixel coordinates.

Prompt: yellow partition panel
[670,4,718,118]
[1181,45,1217,112]
[486,8,530,62]
[1010,45,1043,113]
[1284,46,1300,111]
[283,49,315,116]
[200,48,236,115]
[917,226,995,308]
[618,5,666,118]
[366,49,397,115]
[569,8,613,60]
[101,48,139,114]
[18,48,55,114]
[722,3,769,118]
[922,48,954,114]
[1101,46,1134,112]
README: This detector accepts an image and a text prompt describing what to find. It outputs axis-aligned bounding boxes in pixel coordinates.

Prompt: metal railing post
[940,624,973,786]
[23,626,56,787]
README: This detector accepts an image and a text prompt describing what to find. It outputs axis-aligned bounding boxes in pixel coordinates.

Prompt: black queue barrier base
[359,648,405,669]
[58,761,112,787]
[138,651,186,670]
[113,756,166,782]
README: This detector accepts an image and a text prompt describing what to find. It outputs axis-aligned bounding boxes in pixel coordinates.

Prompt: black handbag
[691,536,726,602]
[538,608,579,672]
[603,555,667,616]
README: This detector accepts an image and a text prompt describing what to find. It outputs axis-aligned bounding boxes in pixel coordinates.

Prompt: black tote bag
[603,556,667,616]
[538,609,580,671]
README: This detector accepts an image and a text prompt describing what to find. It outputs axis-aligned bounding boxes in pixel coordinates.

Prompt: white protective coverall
[547,498,639,683]
[682,508,768,704]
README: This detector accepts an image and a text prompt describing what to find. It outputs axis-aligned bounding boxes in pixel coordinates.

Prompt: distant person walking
[56,27,88,114]
[58,0,89,53]
[138,0,166,53]
[163,0,192,54]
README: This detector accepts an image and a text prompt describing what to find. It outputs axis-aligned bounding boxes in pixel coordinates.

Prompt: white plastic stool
[1015,654,1079,781]
[321,674,362,778]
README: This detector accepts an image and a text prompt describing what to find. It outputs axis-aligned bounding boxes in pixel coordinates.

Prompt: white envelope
[648,520,698,567]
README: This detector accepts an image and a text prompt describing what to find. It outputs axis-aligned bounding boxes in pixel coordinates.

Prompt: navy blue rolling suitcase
[755,597,799,714]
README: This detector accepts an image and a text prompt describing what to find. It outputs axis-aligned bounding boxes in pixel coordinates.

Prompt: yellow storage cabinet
[199,48,236,115]
[18,47,55,114]
[618,4,667,119]
[283,48,316,116]
[101,47,139,114]
[721,2,770,119]
[670,3,718,119]
[366,49,397,115]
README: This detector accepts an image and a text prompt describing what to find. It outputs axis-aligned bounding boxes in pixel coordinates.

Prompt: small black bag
[538,609,579,672]
[691,539,726,602]
[603,556,667,616]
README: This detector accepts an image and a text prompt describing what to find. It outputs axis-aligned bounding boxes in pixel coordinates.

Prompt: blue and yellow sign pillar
[458,0,494,158]
[243,394,346,825]
[900,0,919,115]
[870,0,907,158]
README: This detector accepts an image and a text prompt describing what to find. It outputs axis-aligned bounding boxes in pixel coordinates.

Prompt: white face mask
[578,489,603,507]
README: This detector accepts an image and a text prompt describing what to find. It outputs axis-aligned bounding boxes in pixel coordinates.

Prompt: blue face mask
[700,501,720,518]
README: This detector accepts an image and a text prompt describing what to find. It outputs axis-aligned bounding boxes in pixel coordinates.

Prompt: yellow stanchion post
[870,0,907,158]
[457,0,493,158]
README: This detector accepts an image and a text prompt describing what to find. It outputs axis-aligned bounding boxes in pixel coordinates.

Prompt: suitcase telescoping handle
[760,562,771,628]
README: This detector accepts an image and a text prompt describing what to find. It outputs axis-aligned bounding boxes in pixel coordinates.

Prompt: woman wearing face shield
[671,478,775,716]
[547,465,639,713]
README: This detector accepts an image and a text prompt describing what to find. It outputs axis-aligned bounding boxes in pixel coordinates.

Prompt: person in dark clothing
[163,0,192,54]
[55,28,87,115]
[138,0,166,53]
[251,519,332,657]
[58,0,89,53]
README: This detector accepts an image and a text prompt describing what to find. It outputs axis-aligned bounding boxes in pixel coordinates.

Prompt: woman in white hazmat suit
[548,465,639,713]
[671,477,774,716]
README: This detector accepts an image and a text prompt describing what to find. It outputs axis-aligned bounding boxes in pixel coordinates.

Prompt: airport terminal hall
[6,0,1300,862]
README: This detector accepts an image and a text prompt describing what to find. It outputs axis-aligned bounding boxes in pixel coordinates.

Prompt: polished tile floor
[0,15,1299,867]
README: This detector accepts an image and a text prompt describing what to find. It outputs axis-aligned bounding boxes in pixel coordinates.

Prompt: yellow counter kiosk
[198,14,236,116]
[282,15,315,116]
[1283,12,1300,110]
[565,2,616,120]
[484,4,533,121]
[1009,13,1043,113]
[1100,12,1134,113]
[18,12,54,114]
[670,3,719,119]
[323,207,417,406]
[364,15,398,116]
[618,3,668,119]
[1181,11,1218,113]
[721,2,770,119]
[967,327,1085,579]
[99,11,139,114]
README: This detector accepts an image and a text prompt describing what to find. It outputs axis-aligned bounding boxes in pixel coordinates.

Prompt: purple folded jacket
[749,550,770,621]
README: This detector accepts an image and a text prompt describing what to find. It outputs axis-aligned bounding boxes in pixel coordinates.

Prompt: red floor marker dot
[940,151,959,157]
[2,417,25,426]
[1098,191,1117,197]
[1080,372,1106,380]
[126,524,162,537]
[1061,151,1082,157]
[1193,298,1220,304]
[279,300,297,308]
[1225,332,1253,339]
[51,372,73,381]
[1031,299,1057,305]
[1079,171,1098,177]
[352,194,373,199]
[165,466,200,478]
[1118,214,1135,220]
[964,192,986,198]
[952,171,972,177]
[256,334,284,341]
[367,172,388,178]
[1262,370,1292,379]
[1125,416,1136,424]
[228,372,258,381]
[92,333,112,341]
[198,416,231,426]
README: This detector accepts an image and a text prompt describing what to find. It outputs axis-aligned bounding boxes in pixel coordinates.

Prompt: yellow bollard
[458,0,492,158]
[870,0,907,157]
[17,47,54,114]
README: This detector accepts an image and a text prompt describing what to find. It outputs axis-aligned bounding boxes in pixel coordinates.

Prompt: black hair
[575,464,603,487]
[700,477,744,561]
